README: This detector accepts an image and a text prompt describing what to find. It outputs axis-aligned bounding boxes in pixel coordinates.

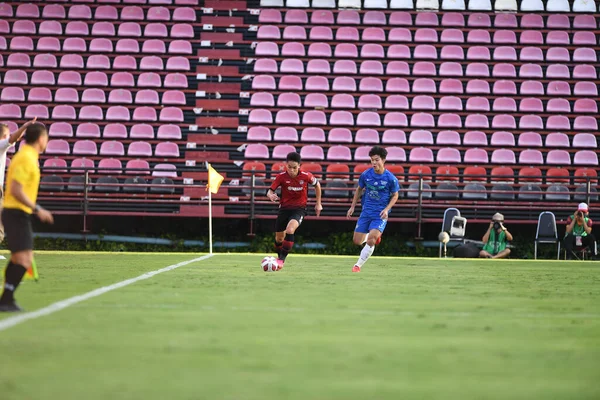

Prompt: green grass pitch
[0,252,599,400]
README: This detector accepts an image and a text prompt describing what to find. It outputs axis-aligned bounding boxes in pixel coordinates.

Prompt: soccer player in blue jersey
[346,146,400,273]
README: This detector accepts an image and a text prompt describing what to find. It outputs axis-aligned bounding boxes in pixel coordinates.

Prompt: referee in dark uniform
[0,123,53,312]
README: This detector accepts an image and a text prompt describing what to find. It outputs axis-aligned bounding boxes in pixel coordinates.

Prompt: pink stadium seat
[43,4,65,18]
[547,15,570,29]
[259,9,281,24]
[521,14,544,28]
[574,82,598,96]
[492,115,516,129]
[413,78,436,93]
[574,48,597,62]
[0,20,9,34]
[247,127,271,142]
[276,110,301,125]
[468,13,491,27]
[278,76,302,91]
[389,28,412,42]
[327,145,352,161]
[300,145,324,161]
[99,141,124,157]
[301,128,325,143]
[305,76,328,91]
[52,105,77,120]
[334,60,357,75]
[250,92,274,107]
[13,20,36,35]
[304,93,328,108]
[574,151,599,166]
[140,56,164,71]
[409,147,434,163]
[0,87,25,102]
[283,26,307,40]
[573,32,596,46]
[493,81,517,95]
[573,134,597,149]
[519,64,543,78]
[464,148,489,164]
[574,99,597,114]
[173,7,195,22]
[463,131,488,146]
[546,48,570,62]
[412,95,436,110]
[24,104,50,119]
[307,43,332,58]
[383,112,407,127]
[4,70,28,84]
[491,149,516,164]
[46,140,70,156]
[128,124,153,140]
[63,37,87,52]
[89,38,113,53]
[79,105,103,121]
[92,22,116,36]
[415,28,438,43]
[128,141,153,157]
[28,88,52,103]
[272,144,297,160]
[311,9,334,24]
[573,65,597,80]
[147,7,170,21]
[437,114,461,129]
[285,9,308,24]
[546,65,570,79]
[546,115,570,130]
[493,98,517,112]
[331,111,355,126]
[520,81,544,95]
[388,45,411,59]
[413,62,437,76]
[409,130,433,145]
[73,140,99,157]
[81,88,108,104]
[574,116,598,131]
[16,4,39,18]
[355,129,380,144]
[436,130,460,146]
[466,80,490,94]
[309,27,333,41]
[441,12,465,26]
[152,164,177,178]
[547,150,571,165]
[104,106,130,121]
[519,98,543,112]
[71,158,95,174]
[440,29,465,44]
[545,133,570,148]
[494,30,517,44]
[76,123,101,138]
[252,76,276,91]
[465,114,489,129]
[119,22,142,37]
[520,31,543,44]
[547,31,570,45]
[519,132,543,147]
[546,99,570,113]
[385,95,409,110]
[171,24,193,39]
[439,96,463,111]
[84,71,108,87]
[519,149,544,165]
[364,10,386,25]
[96,5,118,20]
[159,107,183,122]
[87,55,110,70]
[31,71,54,86]
[273,127,298,142]
[328,129,353,143]
[36,38,60,53]
[414,45,438,59]
[97,159,123,175]
[135,90,159,105]
[411,113,435,128]
[32,54,56,69]
[359,78,383,92]
[467,30,491,44]
[493,47,517,61]
[168,40,192,55]
[354,146,372,162]
[466,63,489,77]
[439,79,463,94]
[386,78,410,93]
[43,159,68,174]
[143,40,167,54]
[382,129,406,145]
[386,147,406,162]
[439,62,463,77]
[466,97,489,111]
[519,115,543,130]
[491,131,515,146]
[360,61,384,75]
[125,159,150,175]
[358,94,382,109]
[281,42,305,57]
[10,37,34,51]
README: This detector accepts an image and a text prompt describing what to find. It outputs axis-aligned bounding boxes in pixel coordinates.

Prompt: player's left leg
[279,219,300,265]
[353,219,386,272]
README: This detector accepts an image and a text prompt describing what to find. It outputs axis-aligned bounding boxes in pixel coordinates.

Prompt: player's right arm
[9,117,37,145]
[346,173,366,219]
[267,173,281,202]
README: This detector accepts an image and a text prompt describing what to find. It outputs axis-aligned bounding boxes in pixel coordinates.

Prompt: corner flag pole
[206,161,213,255]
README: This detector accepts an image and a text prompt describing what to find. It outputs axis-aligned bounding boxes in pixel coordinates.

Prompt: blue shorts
[355,216,387,234]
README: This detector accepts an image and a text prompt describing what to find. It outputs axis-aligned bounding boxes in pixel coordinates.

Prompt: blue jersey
[358,168,400,218]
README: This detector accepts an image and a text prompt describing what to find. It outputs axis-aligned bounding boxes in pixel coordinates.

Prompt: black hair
[286,152,301,164]
[24,123,48,145]
[368,146,387,160]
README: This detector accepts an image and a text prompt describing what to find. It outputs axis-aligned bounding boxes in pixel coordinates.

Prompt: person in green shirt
[480,213,513,259]
[563,202,597,260]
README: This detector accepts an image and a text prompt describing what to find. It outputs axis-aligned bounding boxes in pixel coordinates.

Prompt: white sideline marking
[0,254,214,332]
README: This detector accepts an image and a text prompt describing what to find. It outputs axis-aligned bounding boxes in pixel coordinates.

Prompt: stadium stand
[0,0,598,225]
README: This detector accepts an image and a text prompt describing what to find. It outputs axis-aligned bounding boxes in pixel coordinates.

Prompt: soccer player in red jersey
[267,152,322,269]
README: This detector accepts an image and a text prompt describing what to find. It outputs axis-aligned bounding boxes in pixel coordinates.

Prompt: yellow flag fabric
[24,258,39,281]
[207,163,224,194]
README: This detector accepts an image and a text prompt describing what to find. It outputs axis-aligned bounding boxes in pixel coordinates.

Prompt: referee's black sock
[0,262,27,304]
[281,233,295,261]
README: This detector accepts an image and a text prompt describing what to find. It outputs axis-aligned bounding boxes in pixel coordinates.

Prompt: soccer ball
[261,256,279,272]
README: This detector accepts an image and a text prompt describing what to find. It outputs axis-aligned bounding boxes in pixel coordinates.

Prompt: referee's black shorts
[1,208,33,253]
[275,208,307,232]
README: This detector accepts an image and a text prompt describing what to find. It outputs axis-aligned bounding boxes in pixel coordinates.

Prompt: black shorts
[1,208,34,253]
[275,208,307,232]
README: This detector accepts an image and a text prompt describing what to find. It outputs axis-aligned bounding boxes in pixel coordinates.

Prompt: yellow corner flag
[207,163,224,194]
[24,258,39,282]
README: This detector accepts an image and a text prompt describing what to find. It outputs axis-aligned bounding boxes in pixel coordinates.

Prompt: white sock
[356,244,374,267]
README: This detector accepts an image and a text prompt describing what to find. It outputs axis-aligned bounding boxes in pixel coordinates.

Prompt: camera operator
[480,213,513,259]
[563,203,597,260]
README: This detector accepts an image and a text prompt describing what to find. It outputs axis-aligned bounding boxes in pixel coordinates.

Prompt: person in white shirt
[0,118,37,242]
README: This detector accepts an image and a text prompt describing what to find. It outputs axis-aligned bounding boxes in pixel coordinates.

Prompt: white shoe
[0,255,6,260]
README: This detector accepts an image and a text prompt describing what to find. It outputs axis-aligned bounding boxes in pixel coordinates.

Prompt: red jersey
[270,171,317,209]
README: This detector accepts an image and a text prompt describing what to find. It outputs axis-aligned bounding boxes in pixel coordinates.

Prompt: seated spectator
[563,203,597,260]
[480,213,512,259]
